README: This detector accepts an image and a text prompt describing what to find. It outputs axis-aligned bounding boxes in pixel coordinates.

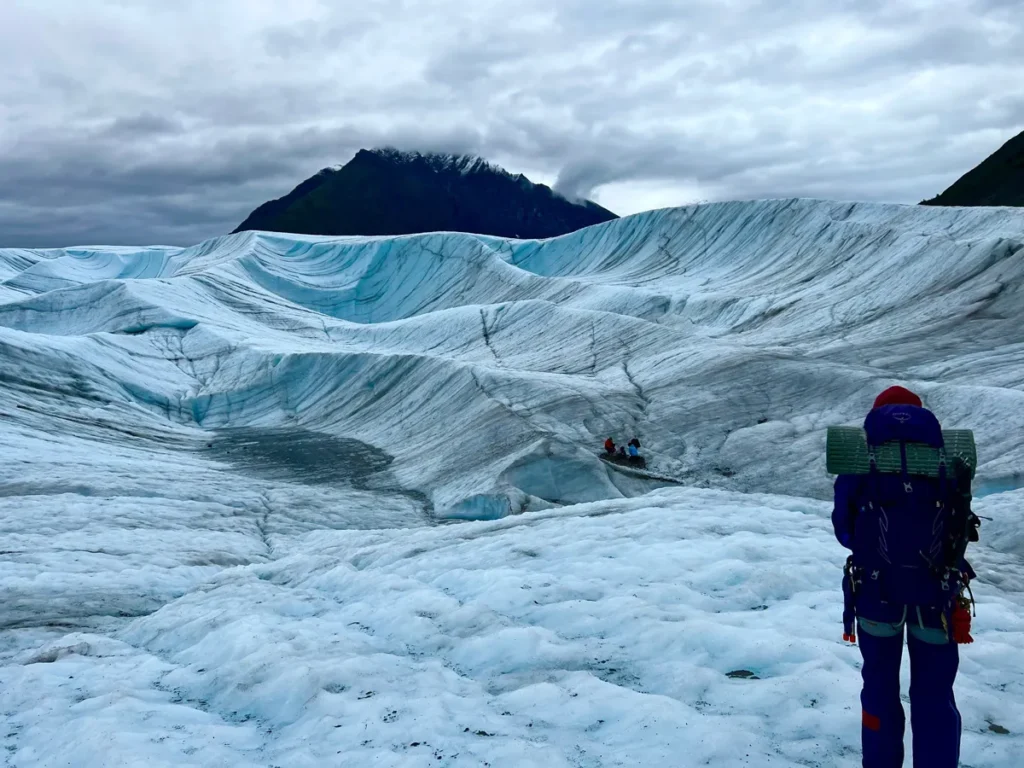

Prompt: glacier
[1,198,1023,766]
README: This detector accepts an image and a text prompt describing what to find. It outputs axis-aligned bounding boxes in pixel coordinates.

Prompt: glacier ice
[1,199,1023,765]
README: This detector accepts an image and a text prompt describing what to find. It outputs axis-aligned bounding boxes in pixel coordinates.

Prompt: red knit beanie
[873,385,923,409]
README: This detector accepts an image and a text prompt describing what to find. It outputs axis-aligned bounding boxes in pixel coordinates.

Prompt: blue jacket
[831,474,862,551]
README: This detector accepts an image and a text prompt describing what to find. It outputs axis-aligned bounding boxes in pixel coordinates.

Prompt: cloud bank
[1,0,1021,246]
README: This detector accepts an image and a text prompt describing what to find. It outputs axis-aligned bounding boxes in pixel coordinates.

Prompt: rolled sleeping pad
[826,426,976,478]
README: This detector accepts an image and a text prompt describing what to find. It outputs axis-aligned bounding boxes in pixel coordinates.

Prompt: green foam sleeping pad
[826,426,976,478]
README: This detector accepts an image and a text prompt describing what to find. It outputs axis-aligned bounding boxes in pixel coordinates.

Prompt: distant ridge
[921,130,1024,207]
[233,148,618,239]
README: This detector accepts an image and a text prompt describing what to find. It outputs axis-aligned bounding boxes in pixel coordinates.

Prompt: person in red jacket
[603,437,616,455]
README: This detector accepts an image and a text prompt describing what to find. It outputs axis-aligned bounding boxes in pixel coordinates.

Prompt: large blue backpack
[849,405,964,614]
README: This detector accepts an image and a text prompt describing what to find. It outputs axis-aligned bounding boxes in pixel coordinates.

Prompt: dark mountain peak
[921,130,1024,207]
[233,148,617,239]
[355,147,505,179]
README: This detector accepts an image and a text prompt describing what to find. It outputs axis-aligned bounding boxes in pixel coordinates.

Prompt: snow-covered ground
[1,199,1023,765]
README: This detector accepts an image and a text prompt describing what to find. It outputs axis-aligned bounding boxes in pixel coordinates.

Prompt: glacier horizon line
[10,196,1019,254]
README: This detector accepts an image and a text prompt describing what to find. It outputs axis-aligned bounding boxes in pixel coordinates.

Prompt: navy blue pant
[858,619,961,767]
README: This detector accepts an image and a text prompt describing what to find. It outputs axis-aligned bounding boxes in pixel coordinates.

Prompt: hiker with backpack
[832,386,980,768]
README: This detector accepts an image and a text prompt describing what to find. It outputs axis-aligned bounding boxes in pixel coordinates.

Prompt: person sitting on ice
[617,445,627,458]
[604,437,616,455]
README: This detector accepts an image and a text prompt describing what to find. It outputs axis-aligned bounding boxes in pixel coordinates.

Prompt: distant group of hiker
[602,436,643,465]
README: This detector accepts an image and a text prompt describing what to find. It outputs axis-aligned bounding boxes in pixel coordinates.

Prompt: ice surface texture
[3,199,1023,513]
[1,199,1023,765]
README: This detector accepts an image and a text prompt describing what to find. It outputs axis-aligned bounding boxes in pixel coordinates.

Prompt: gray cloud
[100,113,186,139]
[0,0,1021,247]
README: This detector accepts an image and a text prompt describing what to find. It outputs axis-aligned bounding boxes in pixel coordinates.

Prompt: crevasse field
[1,199,1023,767]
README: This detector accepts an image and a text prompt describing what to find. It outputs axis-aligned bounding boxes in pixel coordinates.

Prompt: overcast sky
[1,0,1022,247]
